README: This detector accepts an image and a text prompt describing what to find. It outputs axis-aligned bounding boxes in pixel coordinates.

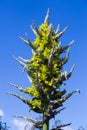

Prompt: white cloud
[0,109,4,116]
[64,126,73,130]
[13,119,32,130]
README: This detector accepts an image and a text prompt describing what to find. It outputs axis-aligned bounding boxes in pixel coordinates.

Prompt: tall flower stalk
[8,9,80,130]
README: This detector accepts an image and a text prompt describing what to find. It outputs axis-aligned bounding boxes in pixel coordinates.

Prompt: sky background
[0,0,87,130]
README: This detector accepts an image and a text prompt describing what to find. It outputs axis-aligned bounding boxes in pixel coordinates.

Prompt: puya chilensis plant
[8,9,80,130]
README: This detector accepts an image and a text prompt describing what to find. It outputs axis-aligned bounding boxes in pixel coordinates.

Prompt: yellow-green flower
[26,87,39,98]
[30,99,41,109]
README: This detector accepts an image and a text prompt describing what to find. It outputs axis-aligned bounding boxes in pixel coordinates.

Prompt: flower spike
[44,8,50,23]
[8,9,80,129]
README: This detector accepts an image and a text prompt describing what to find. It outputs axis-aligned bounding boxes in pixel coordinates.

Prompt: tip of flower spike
[75,89,80,94]
[55,24,60,34]
[44,8,50,23]
[71,64,76,72]
[69,40,75,47]
[12,55,27,72]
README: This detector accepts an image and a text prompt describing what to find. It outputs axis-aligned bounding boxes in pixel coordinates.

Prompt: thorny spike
[18,56,30,64]
[56,107,65,114]
[25,32,29,39]
[58,89,80,103]
[25,32,37,50]
[13,56,35,78]
[60,65,75,83]
[51,107,65,117]
[50,89,67,100]
[55,26,68,39]
[27,69,35,79]
[68,40,74,46]
[58,41,61,48]
[53,71,67,88]
[55,24,60,34]
[44,8,50,23]
[8,82,27,93]
[13,56,27,70]
[75,89,80,93]
[66,47,70,59]
[25,33,36,50]
[27,74,32,83]
[53,40,74,56]
[61,47,70,65]
[67,64,75,79]
[32,21,41,36]
[51,123,71,130]
[7,92,30,105]
[46,107,65,120]
[19,36,36,50]
[53,64,75,88]
[60,40,74,53]
[14,115,43,128]
[30,25,36,35]
[54,40,74,55]
[51,89,80,110]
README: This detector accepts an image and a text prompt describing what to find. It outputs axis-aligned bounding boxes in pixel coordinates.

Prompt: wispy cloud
[13,119,32,130]
[0,109,4,116]
[64,126,73,130]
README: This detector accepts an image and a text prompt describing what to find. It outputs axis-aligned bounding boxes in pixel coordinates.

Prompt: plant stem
[43,121,49,130]
[43,112,49,130]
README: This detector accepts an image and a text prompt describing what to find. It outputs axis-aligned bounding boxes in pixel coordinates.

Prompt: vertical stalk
[43,112,49,130]
[43,122,49,130]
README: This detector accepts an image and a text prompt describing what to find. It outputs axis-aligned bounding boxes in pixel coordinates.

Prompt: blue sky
[0,0,87,129]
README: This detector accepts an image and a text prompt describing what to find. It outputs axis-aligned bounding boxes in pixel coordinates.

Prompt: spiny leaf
[14,115,43,128]
[60,40,74,53]
[44,8,50,23]
[18,56,30,64]
[55,26,68,39]
[61,47,70,66]
[8,82,28,94]
[7,92,30,105]
[51,123,71,130]
[55,24,60,34]
[13,56,27,70]
[19,36,36,50]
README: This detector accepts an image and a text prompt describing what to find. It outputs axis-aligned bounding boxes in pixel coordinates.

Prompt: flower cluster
[26,22,62,109]
[8,9,79,129]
